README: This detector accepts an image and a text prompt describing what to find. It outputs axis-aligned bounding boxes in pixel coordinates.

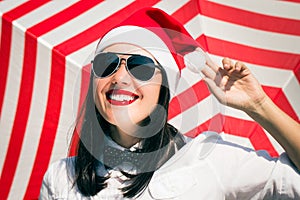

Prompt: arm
[201,56,300,170]
[246,93,300,170]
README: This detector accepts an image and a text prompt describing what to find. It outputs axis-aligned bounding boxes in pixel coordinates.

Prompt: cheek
[93,79,107,110]
[137,73,162,104]
[139,83,161,109]
[147,86,160,103]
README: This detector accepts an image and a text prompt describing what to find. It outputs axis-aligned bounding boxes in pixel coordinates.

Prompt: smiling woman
[94,44,163,131]
[39,7,300,200]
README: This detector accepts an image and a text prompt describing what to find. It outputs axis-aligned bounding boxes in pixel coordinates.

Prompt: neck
[110,128,141,148]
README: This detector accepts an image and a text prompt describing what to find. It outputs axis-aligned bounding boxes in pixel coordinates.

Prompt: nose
[111,60,131,85]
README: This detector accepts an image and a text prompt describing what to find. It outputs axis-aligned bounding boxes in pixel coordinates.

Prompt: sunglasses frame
[91,52,163,82]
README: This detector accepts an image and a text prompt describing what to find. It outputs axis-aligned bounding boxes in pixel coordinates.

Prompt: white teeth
[109,94,135,101]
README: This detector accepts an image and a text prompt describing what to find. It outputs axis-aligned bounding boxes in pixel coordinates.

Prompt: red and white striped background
[0,1,299,199]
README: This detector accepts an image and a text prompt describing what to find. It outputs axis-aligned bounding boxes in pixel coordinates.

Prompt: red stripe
[49,0,160,56]
[294,60,300,83]
[0,0,48,118]
[171,0,199,25]
[184,113,224,138]
[28,0,103,36]
[281,0,300,3]
[185,114,279,157]
[23,1,161,199]
[263,86,299,122]
[168,80,210,120]
[223,116,279,157]
[197,35,300,71]
[0,18,12,118]
[198,0,300,36]
[0,2,51,199]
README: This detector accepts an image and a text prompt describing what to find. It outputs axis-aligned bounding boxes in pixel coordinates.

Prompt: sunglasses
[92,52,162,82]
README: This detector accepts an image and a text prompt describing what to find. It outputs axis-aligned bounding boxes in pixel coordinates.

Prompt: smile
[106,89,139,106]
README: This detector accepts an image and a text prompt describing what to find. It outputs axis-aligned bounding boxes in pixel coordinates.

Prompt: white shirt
[39,132,300,199]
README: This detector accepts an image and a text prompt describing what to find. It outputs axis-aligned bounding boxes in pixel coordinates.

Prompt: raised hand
[201,55,300,169]
[201,56,266,114]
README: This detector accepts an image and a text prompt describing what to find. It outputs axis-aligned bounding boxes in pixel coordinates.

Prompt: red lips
[106,89,139,106]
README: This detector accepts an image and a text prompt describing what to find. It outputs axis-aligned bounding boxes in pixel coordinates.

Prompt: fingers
[202,58,249,93]
[202,57,248,85]
[222,57,247,76]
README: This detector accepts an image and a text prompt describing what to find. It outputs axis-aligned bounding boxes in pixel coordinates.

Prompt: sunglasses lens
[93,53,119,77]
[127,55,156,81]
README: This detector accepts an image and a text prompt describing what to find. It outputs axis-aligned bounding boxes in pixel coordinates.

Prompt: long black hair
[70,65,186,198]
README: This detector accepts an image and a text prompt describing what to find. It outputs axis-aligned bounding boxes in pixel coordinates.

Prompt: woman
[40,8,300,199]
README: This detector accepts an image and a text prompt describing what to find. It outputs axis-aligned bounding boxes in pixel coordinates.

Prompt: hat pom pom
[184,48,206,73]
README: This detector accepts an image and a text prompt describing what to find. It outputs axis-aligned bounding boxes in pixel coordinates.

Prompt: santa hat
[96,7,206,99]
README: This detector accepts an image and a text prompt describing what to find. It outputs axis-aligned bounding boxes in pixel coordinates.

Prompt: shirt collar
[104,134,143,152]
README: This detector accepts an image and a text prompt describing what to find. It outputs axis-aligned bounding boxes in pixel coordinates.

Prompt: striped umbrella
[0,1,299,199]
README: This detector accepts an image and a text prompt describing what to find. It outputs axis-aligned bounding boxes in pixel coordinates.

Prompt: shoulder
[44,157,75,179]
[42,157,76,191]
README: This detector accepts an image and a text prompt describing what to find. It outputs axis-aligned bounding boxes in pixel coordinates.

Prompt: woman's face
[93,44,162,133]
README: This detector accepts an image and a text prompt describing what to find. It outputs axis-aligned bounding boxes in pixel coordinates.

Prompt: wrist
[245,95,273,121]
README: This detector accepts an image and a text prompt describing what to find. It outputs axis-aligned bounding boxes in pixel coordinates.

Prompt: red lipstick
[106,89,139,106]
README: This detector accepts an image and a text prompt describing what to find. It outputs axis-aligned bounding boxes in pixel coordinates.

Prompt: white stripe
[282,75,300,119]
[0,1,27,14]
[185,14,300,54]
[0,25,25,173]
[16,1,78,29]
[40,0,134,47]
[210,0,300,20]
[0,0,27,40]
[49,56,82,165]
[7,41,52,200]
[154,0,190,14]
[222,106,252,121]
[176,66,203,94]
[184,14,203,39]
[67,41,98,67]
[169,95,223,134]
[184,14,204,39]
[203,15,300,54]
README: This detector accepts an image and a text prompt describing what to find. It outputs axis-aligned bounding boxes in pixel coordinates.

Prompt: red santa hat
[96,7,206,99]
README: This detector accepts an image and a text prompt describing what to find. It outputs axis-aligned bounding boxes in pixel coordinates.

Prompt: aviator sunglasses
[92,52,162,81]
